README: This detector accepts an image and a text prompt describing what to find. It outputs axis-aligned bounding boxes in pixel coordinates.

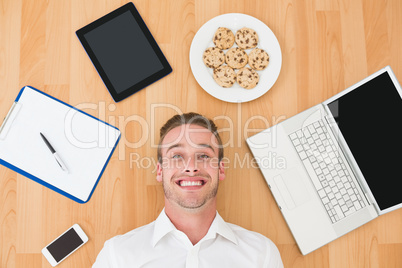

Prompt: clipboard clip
[0,102,22,140]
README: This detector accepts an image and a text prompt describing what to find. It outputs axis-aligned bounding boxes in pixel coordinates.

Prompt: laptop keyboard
[289,120,366,223]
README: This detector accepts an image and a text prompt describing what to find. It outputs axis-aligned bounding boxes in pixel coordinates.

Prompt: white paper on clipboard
[0,86,121,203]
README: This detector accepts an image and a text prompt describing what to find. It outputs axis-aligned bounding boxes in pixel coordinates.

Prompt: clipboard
[0,86,121,203]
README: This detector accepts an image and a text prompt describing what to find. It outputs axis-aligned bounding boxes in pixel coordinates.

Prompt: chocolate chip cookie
[235,27,259,49]
[203,47,225,68]
[213,27,235,50]
[236,67,259,89]
[225,47,248,69]
[248,48,269,70]
[213,65,236,88]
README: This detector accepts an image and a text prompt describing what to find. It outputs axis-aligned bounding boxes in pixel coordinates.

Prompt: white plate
[189,13,282,103]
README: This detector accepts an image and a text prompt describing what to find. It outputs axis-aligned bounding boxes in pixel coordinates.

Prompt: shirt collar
[209,212,238,245]
[152,208,177,247]
[152,209,238,247]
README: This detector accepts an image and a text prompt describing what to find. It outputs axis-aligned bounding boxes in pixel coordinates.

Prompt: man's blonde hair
[157,112,223,164]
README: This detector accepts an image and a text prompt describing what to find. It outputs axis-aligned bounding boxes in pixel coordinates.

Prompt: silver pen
[40,132,69,173]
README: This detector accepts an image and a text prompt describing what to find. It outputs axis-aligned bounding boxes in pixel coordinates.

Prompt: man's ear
[156,162,163,182]
[218,161,225,181]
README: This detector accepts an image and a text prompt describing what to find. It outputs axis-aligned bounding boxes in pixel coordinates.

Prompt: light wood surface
[1,0,402,267]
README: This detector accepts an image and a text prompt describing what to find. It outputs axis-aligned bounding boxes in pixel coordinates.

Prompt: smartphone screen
[46,227,84,262]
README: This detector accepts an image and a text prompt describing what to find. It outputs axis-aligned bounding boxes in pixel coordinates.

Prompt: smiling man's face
[156,124,225,211]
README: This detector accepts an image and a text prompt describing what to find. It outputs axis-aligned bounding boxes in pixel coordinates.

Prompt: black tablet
[76,2,172,102]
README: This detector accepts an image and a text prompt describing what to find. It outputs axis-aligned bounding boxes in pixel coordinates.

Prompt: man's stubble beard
[161,171,220,210]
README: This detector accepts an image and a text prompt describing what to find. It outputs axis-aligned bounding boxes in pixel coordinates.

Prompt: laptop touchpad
[274,168,310,210]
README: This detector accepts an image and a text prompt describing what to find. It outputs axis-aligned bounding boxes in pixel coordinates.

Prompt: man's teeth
[180,181,203,187]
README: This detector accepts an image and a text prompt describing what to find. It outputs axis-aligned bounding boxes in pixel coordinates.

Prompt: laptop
[246,66,402,255]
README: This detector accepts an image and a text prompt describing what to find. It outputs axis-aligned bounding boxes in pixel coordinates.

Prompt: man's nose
[184,157,199,173]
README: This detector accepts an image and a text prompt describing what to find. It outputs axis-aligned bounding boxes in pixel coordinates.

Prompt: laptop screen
[327,71,402,211]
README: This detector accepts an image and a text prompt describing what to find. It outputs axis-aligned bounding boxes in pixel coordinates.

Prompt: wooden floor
[1,0,402,267]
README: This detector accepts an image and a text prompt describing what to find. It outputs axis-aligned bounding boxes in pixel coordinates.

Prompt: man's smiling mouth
[175,179,207,187]
[179,180,204,187]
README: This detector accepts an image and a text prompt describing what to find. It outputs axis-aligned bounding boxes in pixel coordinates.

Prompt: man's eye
[198,154,210,159]
[172,154,182,159]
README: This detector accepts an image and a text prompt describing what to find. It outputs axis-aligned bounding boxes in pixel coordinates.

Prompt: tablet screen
[76,3,172,102]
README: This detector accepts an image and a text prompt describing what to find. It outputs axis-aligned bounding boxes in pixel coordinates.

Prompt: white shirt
[93,209,283,268]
